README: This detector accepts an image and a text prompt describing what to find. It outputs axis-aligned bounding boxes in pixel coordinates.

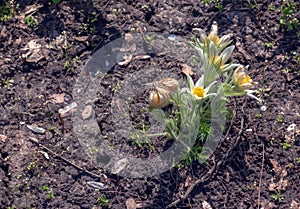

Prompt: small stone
[260,105,267,112]
[86,181,108,190]
[287,124,296,132]
[27,125,46,134]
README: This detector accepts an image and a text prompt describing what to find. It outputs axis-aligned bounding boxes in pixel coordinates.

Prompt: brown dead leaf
[184,176,192,187]
[0,134,7,142]
[260,200,275,209]
[269,159,282,176]
[126,198,136,209]
[202,200,212,209]
[290,200,300,209]
[21,40,45,62]
[49,93,65,104]
[73,36,89,42]
[181,63,194,76]
[81,105,93,120]
[268,177,288,191]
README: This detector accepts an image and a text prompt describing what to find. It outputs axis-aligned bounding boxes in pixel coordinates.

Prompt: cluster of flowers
[149,21,261,108]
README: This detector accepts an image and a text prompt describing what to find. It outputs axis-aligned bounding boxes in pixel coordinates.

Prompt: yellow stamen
[241,75,251,84]
[207,34,220,44]
[193,86,205,98]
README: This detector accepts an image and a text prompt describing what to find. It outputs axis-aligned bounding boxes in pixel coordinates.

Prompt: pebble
[168,34,176,41]
[260,105,267,112]
[86,181,108,190]
[26,125,46,134]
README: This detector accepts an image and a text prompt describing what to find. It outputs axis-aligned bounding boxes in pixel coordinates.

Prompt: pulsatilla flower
[182,73,217,100]
[233,65,257,91]
[193,21,233,50]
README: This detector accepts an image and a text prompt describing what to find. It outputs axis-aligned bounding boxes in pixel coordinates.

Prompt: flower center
[241,75,251,84]
[193,86,205,98]
[207,34,220,44]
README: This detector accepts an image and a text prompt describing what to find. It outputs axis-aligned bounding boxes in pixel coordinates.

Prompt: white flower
[233,65,257,91]
[193,21,233,50]
[182,73,217,100]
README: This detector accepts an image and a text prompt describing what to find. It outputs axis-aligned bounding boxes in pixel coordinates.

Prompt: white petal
[205,81,218,93]
[195,74,204,87]
[218,45,235,64]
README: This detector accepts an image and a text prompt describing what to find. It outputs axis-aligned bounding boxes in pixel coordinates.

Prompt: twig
[257,143,265,209]
[27,136,107,180]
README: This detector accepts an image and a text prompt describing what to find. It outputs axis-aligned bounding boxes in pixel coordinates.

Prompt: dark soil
[1,0,299,208]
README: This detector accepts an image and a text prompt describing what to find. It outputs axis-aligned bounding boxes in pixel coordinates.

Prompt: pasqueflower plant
[148,21,261,165]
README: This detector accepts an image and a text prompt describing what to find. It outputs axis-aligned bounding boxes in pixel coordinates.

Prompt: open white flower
[182,73,217,100]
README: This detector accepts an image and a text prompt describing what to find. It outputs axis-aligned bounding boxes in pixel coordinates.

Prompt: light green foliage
[202,0,223,10]
[271,190,284,202]
[0,0,16,21]
[281,141,291,150]
[98,194,110,207]
[64,56,79,71]
[24,16,37,27]
[280,0,299,31]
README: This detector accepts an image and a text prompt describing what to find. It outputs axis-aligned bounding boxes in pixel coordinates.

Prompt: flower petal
[195,74,204,87]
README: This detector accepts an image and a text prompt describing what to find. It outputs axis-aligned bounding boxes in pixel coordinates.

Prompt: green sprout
[280,1,299,31]
[24,16,37,27]
[265,42,274,49]
[98,194,110,207]
[281,141,291,150]
[271,190,284,202]
[268,3,275,11]
[52,0,61,4]
[0,0,16,21]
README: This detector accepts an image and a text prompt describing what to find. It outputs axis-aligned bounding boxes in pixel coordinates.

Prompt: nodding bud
[149,89,170,108]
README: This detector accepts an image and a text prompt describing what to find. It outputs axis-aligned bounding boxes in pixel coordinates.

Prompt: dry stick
[167,115,245,208]
[27,136,105,179]
[257,142,265,209]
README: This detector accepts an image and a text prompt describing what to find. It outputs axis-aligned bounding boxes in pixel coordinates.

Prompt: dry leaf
[58,102,78,118]
[184,176,192,187]
[269,159,282,176]
[49,93,65,104]
[260,200,274,209]
[82,105,93,120]
[290,200,300,209]
[21,40,44,62]
[202,200,212,209]
[181,63,194,76]
[74,36,89,42]
[117,54,133,66]
[126,198,136,209]
[268,177,288,191]
[0,134,7,142]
